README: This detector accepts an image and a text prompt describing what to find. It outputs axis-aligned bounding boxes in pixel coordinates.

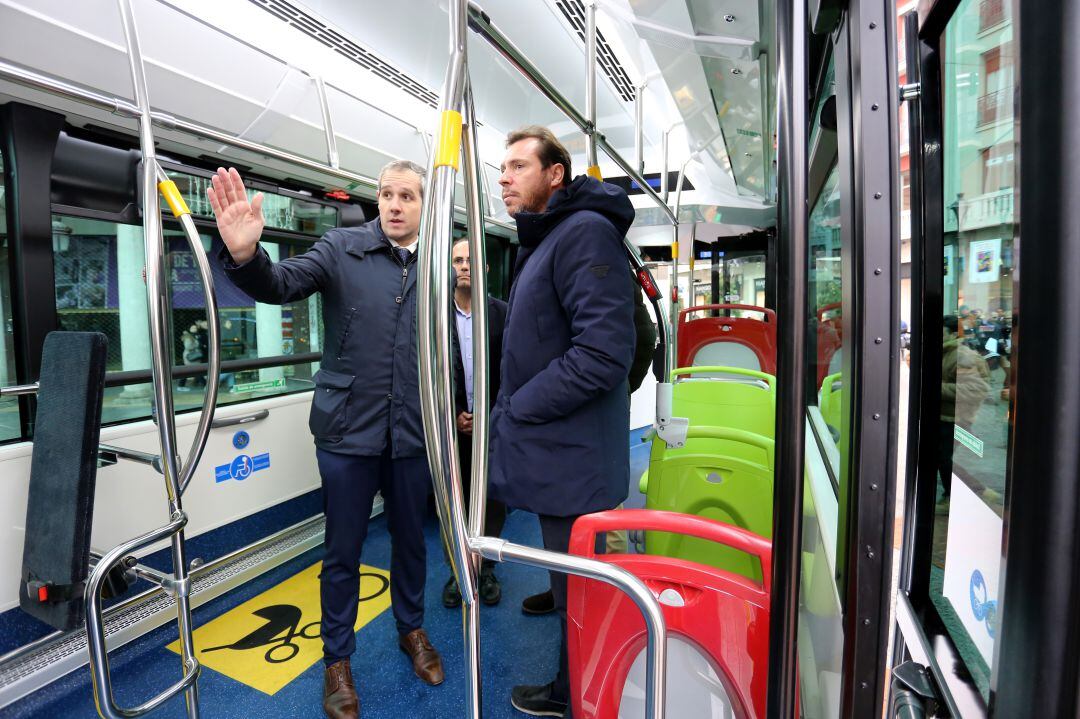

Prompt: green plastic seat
[643,425,774,582]
[669,366,776,440]
[818,371,842,436]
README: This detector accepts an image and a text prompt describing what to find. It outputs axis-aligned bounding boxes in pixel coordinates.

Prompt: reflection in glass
[808,164,845,463]
[930,0,1015,699]
[0,151,18,442]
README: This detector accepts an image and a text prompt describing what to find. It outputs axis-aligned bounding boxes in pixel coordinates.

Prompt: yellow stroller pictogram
[168,562,391,695]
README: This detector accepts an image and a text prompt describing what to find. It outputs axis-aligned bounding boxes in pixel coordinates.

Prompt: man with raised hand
[207,161,444,719]
[489,126,636,718]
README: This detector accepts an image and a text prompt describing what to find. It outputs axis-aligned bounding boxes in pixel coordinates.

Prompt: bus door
[891,1,1080,716]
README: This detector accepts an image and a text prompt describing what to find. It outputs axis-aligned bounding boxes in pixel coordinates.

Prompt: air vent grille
[249,0,440,108]
[555,0,636,103]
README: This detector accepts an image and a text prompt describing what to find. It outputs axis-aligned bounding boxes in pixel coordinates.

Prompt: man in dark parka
[487,126,636,718]
[207,161,443,719]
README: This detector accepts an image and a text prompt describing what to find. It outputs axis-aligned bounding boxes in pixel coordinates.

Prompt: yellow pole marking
[586,165,603,180]
[158,180,191,217]
[167,562,391,695]
[434,110,463,170]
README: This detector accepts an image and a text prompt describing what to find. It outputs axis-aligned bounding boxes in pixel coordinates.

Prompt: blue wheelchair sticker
[233,431,251,450]
[215,452,271,483]
[969,569,998,638]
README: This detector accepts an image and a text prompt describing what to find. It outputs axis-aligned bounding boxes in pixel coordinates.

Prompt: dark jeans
[317,445,431,665]
[444,431,506,573]
[538,513,582,709]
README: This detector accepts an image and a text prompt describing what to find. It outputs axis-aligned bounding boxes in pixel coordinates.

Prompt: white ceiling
[0,0,776,225]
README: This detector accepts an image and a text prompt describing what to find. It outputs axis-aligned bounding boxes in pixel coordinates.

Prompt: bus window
[929,0,1016,699]
[160,168,340,236]
[50,215,325,426]
[0,151,17,442]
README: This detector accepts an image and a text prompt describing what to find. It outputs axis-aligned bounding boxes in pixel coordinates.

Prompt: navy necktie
[394,246,410,266]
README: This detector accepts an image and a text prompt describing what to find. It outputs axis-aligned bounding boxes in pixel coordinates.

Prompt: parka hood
[513,175,635,248]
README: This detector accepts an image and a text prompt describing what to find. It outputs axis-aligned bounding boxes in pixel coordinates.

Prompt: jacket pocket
[308,369,354,442]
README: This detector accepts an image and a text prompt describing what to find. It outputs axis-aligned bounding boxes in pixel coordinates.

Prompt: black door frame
[832,0,903,715]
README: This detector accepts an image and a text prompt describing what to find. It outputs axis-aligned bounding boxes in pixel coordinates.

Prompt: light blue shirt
[454,300,474,412]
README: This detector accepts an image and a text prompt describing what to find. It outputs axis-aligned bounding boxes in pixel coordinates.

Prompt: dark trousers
[445,431,506,573]
[538,513,582,708]
[317,445,431,664]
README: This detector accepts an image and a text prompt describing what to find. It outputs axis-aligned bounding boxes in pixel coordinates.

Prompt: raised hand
[207,167,264,264]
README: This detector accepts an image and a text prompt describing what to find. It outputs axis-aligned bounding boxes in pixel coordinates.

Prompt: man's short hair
[377,159,426,197]
[506,126,572,187]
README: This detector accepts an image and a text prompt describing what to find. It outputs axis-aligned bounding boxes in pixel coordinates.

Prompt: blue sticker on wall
[215,452,271,483]
[233,430,250,450]
[969,569,998,638]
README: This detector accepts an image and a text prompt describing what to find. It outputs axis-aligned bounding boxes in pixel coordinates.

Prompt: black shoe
[479,566,502,606]
[442,576,461,608]
[521,589,555,616]
[511,682,566,717]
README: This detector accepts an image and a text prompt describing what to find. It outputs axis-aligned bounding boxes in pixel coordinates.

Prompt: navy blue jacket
[451,297,507,416]
[221,219,425,458]
[488,176,636,517]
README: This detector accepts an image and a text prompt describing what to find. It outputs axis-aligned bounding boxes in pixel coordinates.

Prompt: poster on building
[967,239,1001,284]
[944,245,956,283]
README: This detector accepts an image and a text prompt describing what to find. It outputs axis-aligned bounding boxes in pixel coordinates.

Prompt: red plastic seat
[677,304,777,376]
[816,302,843,386]
[567,510,772,719]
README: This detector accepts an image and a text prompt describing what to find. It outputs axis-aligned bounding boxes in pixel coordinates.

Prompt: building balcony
[958,188,1013,232]
[977,89,1012,126]
[979,0,1006,31]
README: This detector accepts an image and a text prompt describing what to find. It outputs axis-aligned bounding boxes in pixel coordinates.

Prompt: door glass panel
[932,0,1015,699]
[799,159,845,719]
[807,164,846,481]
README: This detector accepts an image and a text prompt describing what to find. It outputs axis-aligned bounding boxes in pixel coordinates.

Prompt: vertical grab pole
[417,1,479,717]
[115,1,200,717]
[584,0,600,179]
[661,127,670,203]
[314,76,340,170]
[461,77,488,715]
[635,81,646,175]
[767,0,808,713]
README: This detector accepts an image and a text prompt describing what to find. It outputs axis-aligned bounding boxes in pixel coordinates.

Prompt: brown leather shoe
[398,628,445,685]
[323,659,359,719]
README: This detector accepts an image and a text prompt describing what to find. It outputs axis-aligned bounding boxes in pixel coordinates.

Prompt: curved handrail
[425,5,668,718]
[84,512,200,718]
[156,165,221,495]
[684,425,776,467]
[114,2,201,717]
[671,365,776,387]
[679,304,777,324]
[569,509,773,595]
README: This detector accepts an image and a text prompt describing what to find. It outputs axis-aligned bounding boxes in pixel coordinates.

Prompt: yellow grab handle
[158,180,191,217]
[434,110,463,170]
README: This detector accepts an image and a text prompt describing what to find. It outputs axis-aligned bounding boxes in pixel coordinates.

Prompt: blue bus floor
[8,511,556,719]
[7,430,653,718]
